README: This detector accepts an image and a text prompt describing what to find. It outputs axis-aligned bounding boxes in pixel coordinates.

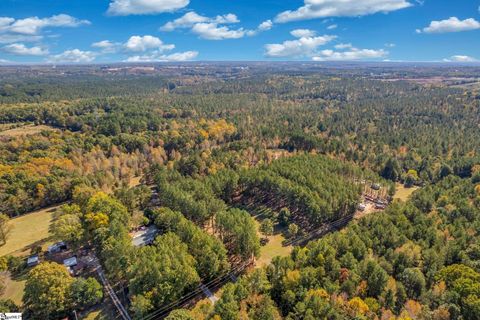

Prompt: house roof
[27,255,39,264]
[132,225,159,247]
[63,256,78,267]
[48,241,66,252]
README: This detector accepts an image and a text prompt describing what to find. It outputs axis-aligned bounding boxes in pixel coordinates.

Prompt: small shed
[48,241,67,254]
[371,183,381,190]
[132,225,159,247]
[63,256,78,268]
[27,255,40,267]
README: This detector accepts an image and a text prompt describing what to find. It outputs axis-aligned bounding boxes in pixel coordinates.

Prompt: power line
[141,261,251,320]
[140,260,253,320]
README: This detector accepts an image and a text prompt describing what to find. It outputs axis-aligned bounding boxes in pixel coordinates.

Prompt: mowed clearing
[0,205,59,257]
[0,124,57,137]
[393,183,419,202]
[253,219,292,268]
[1,272,26,306]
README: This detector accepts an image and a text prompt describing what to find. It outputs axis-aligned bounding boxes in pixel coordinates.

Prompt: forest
[0,64,478,320]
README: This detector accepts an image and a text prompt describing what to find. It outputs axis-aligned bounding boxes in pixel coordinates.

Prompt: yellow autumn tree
[348,297,370,316]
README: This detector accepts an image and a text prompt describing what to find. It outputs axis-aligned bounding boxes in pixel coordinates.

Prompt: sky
[0,0,479,64]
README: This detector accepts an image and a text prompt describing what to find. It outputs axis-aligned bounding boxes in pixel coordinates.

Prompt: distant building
[371,183,381,190]
[47,241,67,254]
[132,225,159,247]
[63,256,78,275]
[27,255,40,267]
[63,256,78,268]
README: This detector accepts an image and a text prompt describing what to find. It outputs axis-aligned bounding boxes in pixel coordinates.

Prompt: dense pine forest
[0,64,479,320]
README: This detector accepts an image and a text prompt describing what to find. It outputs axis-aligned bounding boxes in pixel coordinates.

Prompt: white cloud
[327,24,337,30]
[312,47,387,61]
[124,35,174,52]
[265,32,336,58]
[1,43,48,56]
[108,0,189,16]
[92,40,120,53]
[258,20,273,31]
[92,40,115,48]
[161,11,271,40]
[125,50,198,62]
[0,18,15,28]
[417,17,480,33]
[0,14,90,35]
[385,43,396,47]
[0,14,89,45]
[0,58,12,64]
[93,35,197,62]
[191,23,246,40]
[275,0,412,23]
[162,51,198,61]
[290,29,317,38]
[334,43,353,49]
[91,36,175,54]
[443,55,478,62]
[48,49,96,63]
[161,12,209,31]
[160,12,239,31]
[0,34,43,44]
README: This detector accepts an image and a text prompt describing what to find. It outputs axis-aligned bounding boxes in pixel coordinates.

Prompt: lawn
[82,306,117,320]
[253,218,292,268]
[0,205,59,257]
[393,183,419,202]
[1,272,26,306]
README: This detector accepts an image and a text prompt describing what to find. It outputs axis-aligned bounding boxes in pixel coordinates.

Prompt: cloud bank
[108,0,189,16]
[417,17,480,33]
[275,0,412,22]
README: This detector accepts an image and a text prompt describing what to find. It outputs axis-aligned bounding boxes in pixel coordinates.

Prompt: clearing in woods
[393,183,419,202]
[253,183,420,266]
[0,205,59,257]
[1,272,26,306]
[0,124,57,137]
[253,217,293,268]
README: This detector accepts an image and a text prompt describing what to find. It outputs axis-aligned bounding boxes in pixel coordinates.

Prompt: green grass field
[253,218,292,268]
[0,205,59,257]
[393,183,419,202]
[0,205,59,306]
[1,273,26,306]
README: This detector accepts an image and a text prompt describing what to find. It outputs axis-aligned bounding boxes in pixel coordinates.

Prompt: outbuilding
[63,256,78,275]
[27,255,40,267]
[132,225,159,247]
[47,241,68,254]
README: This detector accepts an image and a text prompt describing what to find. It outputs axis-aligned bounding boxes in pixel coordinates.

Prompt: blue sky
[0,0,479,64]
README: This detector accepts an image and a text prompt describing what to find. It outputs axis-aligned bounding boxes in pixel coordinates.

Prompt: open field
[0,124,57,137]
[0,123,23,132]
[81,305,120,320]
[0,205,59,257]
[253,218,292,268]
[394,183,419,202]
[1,272,26,306]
